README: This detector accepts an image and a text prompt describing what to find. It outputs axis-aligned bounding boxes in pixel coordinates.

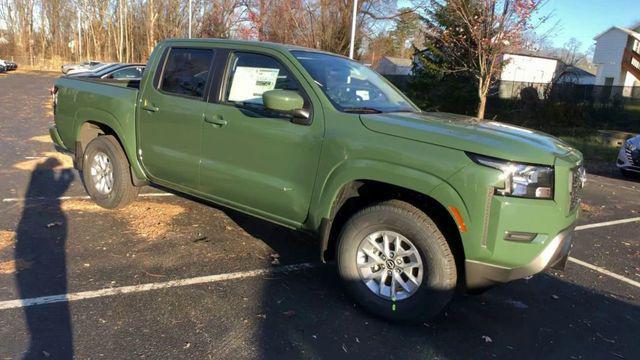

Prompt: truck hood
[361,112,577,165]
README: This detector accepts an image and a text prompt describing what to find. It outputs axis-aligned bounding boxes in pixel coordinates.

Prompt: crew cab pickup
[50,39,585,322]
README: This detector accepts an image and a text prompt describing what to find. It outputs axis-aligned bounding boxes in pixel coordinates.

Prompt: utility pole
[349,0,358,59]
[188,0,192,38]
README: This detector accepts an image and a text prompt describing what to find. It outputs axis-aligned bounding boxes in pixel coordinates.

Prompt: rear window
[110,66,144,79]
[160,48,214,99]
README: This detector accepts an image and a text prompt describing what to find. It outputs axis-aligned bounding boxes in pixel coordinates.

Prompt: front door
[138,47,215,190]
[200,51,324,224]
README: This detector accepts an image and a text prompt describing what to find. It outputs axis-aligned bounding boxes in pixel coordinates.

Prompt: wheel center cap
[386,259,395,269]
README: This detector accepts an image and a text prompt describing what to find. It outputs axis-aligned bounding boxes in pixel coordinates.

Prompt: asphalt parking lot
[0,71,639,359]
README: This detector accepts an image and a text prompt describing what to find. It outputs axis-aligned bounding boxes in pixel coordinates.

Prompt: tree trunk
[477,95,487,119]
[118,0,123,62]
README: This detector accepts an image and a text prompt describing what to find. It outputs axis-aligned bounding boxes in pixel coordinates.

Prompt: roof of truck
[162,38,349,59]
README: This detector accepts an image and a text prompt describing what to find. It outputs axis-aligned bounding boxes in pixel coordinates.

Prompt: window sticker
[228,67,280,104]
[356,90,370,101]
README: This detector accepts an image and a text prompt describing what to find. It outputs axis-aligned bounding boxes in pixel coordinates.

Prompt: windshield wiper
[391,108,419,113]
[342,107,383,114]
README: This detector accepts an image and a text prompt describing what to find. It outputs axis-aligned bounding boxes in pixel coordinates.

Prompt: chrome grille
[570,166,585,212]
[626,143,640,166]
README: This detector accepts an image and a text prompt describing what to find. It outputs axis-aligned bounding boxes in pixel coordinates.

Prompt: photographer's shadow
[15,158,74,359]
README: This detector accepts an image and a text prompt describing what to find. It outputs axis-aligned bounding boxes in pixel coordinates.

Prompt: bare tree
[200,0,243,38]
[424,0,548,118]
[0,0,422,69]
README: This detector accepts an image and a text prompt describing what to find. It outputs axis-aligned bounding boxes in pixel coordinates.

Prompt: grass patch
[559,135,620,163]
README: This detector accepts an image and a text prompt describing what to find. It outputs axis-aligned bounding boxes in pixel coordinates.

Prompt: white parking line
[0,262,318,311]
[575,217,640,231]
[568,257,640,288]
[1,192,174,203]
[569,217,640,289]
[0,208,637,310]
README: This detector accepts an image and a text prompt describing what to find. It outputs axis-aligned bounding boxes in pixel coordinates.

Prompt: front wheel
[337,200,457,322]
[82,135,138,209]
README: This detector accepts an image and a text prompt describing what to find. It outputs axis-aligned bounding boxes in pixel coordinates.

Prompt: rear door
[199,50,324,224]
[138,47,215,190]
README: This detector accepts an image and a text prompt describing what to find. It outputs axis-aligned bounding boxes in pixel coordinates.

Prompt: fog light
[504,231,537,242]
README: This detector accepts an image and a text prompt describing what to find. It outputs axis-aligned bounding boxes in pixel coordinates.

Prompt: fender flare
[312,159,471,259]
[73,107,147,181]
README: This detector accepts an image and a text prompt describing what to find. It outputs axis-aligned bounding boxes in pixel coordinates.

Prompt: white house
[412,48,595,98]
[500,53,559,83]
[593,24,640,95]
[497,52,595,98]
[555,65,597,85]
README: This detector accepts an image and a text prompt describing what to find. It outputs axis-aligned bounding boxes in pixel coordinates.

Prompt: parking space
[1,73,639,359]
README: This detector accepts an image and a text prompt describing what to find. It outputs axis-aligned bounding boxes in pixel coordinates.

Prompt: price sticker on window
[228,67,280,104]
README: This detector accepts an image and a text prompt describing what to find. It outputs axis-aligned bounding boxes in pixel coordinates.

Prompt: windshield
[291,51,417,113]
[94,64,121,75]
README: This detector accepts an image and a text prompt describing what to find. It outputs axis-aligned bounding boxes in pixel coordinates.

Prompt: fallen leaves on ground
[60,200,186,239]
[580,202,600,215]
[0,259,33,274]
[13,152,74,171]
[44,101,54,117]
[29,135,52,143]
[0,231,15,252]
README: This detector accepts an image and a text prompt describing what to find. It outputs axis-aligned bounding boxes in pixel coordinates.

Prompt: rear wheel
[82,135,138,209]
[336,200,457,322]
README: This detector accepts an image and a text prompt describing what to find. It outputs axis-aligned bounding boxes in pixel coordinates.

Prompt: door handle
[204,114,227,127]
[142,102,159,112]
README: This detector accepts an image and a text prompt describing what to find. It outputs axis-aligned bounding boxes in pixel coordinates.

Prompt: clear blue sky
[535,0,639,51]
[398,0,639,52]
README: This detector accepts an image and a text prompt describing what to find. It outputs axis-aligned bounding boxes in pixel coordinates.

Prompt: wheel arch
[73,109,147,184]
[315,162,469,283]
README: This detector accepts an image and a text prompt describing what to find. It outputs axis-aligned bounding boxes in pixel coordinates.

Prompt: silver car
[617,135,640,176]
[61,60,101,74]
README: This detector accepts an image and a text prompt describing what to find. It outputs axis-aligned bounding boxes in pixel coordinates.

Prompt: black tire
[82,135,138,209]
[337,200,457,322]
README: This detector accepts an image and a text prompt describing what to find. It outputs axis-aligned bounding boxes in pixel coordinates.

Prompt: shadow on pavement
[196,199,640,358]
[15,158,74,359]
[115,183,638,359]
[252,267,640,359]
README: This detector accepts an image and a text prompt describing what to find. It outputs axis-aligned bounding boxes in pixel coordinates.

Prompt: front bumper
[617,143,640,173]
[465,225,574,288]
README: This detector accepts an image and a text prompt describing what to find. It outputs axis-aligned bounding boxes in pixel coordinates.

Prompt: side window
[224,52,304,108]
[160,48,214,99]
[111,66,144,79]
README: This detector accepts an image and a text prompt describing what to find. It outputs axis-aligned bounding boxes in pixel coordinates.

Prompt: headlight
[467,153,554,199]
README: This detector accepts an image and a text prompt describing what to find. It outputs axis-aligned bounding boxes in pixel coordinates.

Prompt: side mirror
[262,90,310,124]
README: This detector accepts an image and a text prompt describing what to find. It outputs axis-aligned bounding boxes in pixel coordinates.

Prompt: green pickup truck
[50,39,585,322]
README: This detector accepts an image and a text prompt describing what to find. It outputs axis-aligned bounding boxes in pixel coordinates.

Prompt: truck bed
[53,76,140,173]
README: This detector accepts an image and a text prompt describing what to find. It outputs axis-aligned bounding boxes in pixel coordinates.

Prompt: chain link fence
[497,80,640,105]
[382,74,640,134]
